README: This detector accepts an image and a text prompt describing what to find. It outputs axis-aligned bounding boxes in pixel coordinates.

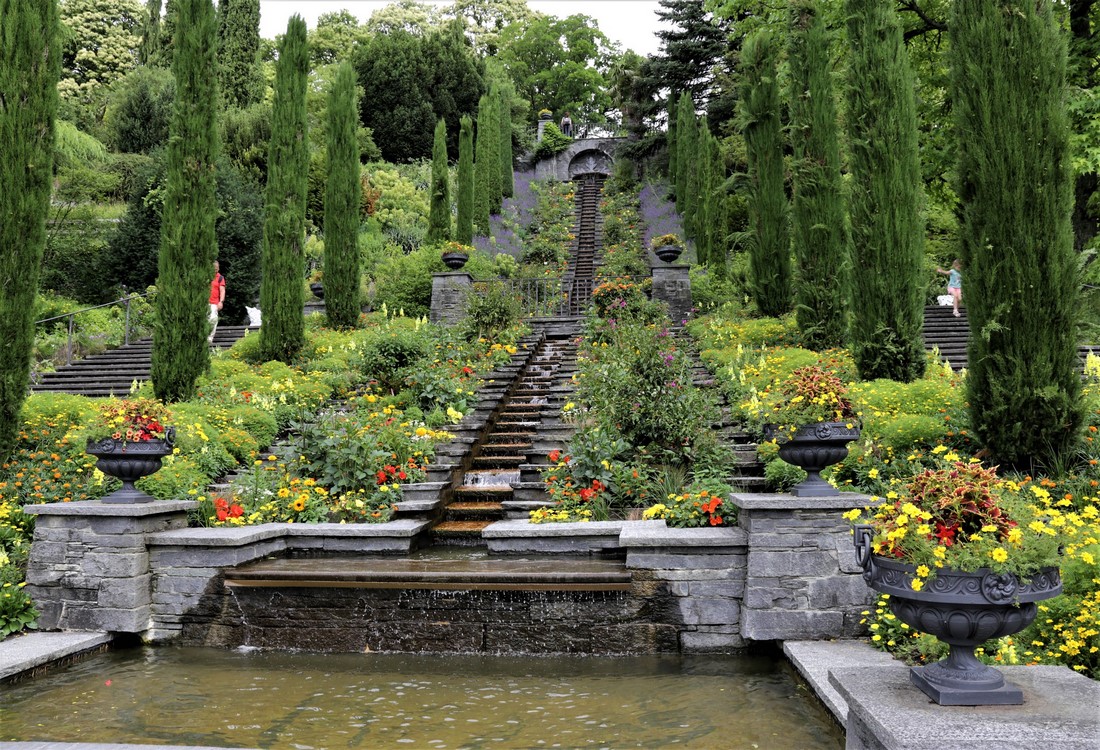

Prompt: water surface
[2,647,844,749]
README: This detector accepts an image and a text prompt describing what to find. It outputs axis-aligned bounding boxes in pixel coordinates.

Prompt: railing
[528,121,628,142]
[35,291,151,366]
[471,275,651,320]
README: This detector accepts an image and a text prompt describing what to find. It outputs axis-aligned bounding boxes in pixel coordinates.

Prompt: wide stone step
[480,443,532,456]
[444,501,505,523]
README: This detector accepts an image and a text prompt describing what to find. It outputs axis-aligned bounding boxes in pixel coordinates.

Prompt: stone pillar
[537,119,549,141]
[430,272,472,324]
[23,499,195,633]
[730,492,874,642]
[651,265,692,326]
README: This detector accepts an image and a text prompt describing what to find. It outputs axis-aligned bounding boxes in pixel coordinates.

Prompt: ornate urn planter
[309,282,324,299]
[764,421,859,497]
[86,428,175,504]
[654,244,683,263]
[854,525,1062,705]
[441,251,469,270]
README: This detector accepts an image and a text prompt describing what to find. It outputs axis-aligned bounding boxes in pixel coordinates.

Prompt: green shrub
[463,281,520,341]
[136,455,209,499]
[870,413,948,452]
[0,582,38,638]
[534,122,571,159]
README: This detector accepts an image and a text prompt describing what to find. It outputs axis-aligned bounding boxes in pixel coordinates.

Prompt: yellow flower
[916,565,930,578]
[910,578,925,592]
[990,548,1009,563]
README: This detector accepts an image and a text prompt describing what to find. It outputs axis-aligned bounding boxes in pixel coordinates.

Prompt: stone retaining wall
[23,492,875,653]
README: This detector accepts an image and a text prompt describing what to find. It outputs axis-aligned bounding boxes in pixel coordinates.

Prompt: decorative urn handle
[854,524,875,581]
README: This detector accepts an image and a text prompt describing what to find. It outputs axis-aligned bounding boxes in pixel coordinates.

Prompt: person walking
[936,259,963,317]
[208,260,226,344]
[560,111,573,138]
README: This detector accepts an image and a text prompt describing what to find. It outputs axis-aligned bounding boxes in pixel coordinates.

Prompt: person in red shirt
[208,260,226,344]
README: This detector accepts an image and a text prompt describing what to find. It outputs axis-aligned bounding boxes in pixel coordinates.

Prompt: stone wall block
[741,610,843,641]
[98,574,152,609]
[680,629,744,653]
[747,550,837,577]
[677,597,739,626]
[646,568,744,582]
[744,584,799,610]
[809,574,875,609]
[835,535,862,574]
[85,552,148,578]
[627,553,745,570]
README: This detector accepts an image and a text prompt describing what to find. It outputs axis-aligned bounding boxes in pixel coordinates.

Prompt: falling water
[463,469,520,487]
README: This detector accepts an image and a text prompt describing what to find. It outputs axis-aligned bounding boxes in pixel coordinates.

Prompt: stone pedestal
[430,272,472,324]
[831,664,1100,749]
[651,264,691,325]
[23,499,195,633]
[730,492,874,642]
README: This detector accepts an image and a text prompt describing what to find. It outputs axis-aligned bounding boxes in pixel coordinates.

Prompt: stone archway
[567,148,613,179]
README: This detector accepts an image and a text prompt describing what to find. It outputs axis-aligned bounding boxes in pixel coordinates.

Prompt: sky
[257,1,671,57]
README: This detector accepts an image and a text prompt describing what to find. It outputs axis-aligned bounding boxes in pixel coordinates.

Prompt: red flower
[229,504,244,518]
[548,450,561,463]
[216,508,228,522]
[397,471,407,480]
[579,488,595,501]
[377,470,388,485]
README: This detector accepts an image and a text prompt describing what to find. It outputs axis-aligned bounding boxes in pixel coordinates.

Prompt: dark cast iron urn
[764,421,859,497]
[86,427,176,504]
[854,524,1062,705]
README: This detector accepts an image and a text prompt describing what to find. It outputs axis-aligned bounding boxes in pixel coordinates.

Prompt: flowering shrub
[642,487,729,527]
[650,233,684,249]
[329,488,397,524]
[88,398,172,444]
[844,456,1062,585]
[0,582,37,638]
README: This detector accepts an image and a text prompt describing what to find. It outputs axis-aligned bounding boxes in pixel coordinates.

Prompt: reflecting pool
[2,646,844,749]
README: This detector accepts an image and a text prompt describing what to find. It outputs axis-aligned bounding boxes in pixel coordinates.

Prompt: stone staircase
[30,325,256,398]
[567,173,604,314]
[430,330,579,545]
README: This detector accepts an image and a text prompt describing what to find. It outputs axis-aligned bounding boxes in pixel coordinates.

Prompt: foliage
[108,152,263,326]
[953,0,1083,471]
[150,0,218,403]
[843,0,926,382]
[103,61,174,153]
[86,397,172,444]
[650,233,684,250]
[57,0,142,108]
[642,485,732,527]
[787,0,849,350]
[427,118,452,243]
[216,0,262,109]
[328,487,397,524]
[0,0,59,461]
[462,281,520,342]
[353,22,483,163]
[221,102,271,184]
[745,365,859,441]
[473,93,493,235]
[456,115,475,244]
[738,38,791,318]
[323,62,362,330]
[259,16,309,364]
[533,122,571,160]
[0,583,38,638]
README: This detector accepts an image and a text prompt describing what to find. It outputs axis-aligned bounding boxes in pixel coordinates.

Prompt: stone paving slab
[0,631,112,682]
[784,639,898,724]
[831,663,1100,749]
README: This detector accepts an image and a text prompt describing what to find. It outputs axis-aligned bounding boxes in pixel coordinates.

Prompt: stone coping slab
[619,522,748,548]
[730,492,872,512]
[147,520,429,546]
[22,500,197,517]
[783,640,898,724]
[481,519,629,538]
[0,631,111,681]
[830,663,1100,749]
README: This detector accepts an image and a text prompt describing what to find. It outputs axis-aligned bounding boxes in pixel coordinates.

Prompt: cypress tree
[485,93,502,215]
[456,114,474,244]
[259,16,309,363]
[473,94,492,235]
[666,93,678,198]
[217,0,263,109]
[843,0,925,381]
[150,0,219,402]
[675,93,693,214]
[788,0,850,350]
[323,61,361,330]
[139,0,163,66]
[497,83,514,199]
[427,118,451,243]
[954,0,1082,469]
[740,30,791,318]
[0,0,59,460]
[683,114,701,242]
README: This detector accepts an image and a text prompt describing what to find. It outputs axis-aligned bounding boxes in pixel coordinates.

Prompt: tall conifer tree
[740,30,791,318]
[217,0,263,109]
[456,115,475,244]
[0,0,59,459]
[788,0,849,350]
[954,0,1082,469]
[473,94,492,235]
[485,93,502,215]
[259,16,309,363]
[497,83,514,199]
[674,93,692,214]
[139,0,163,65]
[151,0,219,402]
[666,93,678,197]
[843,0,925,380]
[324,61,361,329]
[427,118,451,243]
